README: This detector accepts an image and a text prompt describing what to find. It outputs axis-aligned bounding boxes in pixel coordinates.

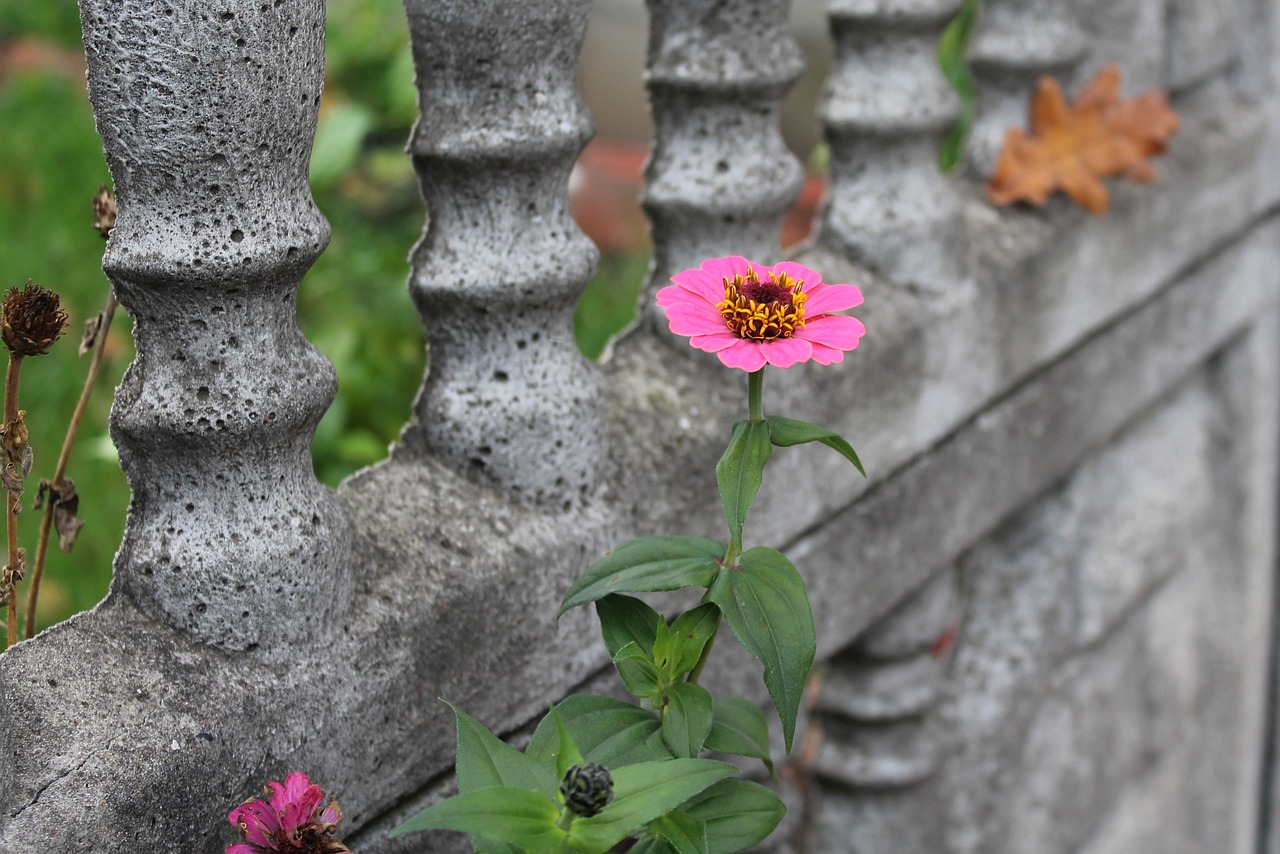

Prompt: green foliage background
[0,0,641,634]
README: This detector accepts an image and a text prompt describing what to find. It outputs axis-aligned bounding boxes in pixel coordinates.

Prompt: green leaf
[704,696,774,775]
[309,100,375,190]
[716,420,773,548]
[651,810,709,854]
[561,537,727,614]
[938,0,980,172]
[653,614,675,670]
[551,705,587,780]
[614,642,668,700]
[764,415,865,477]
[705,548,816,753]
[659,681,714,758]
[629,839,681,854]
[527,694,671,770]
[682,779,786,854]
[660,603,721,679]
[597,594,661,659]
[567,760,739,854]
[450,703,556,798]
[389,787,565,852]
[449,703,550,854]
[472,834,519,854]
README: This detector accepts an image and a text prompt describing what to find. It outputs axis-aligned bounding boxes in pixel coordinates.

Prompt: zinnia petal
[282,801,312,834]
[655,285,716,311]
[298,784,325,816]
[233,801,279,847]
[265,780,288,813]
[808,342,848,365]
[283,772,313,803]
[669,268,726,304]
[771,261,822,291]
[716,339,768,372]
[699,255,755,284]
[225,843,262,854]
[320,800,344,827]
[803,282,863,315]
[799,314,866,351]
[666,304,728,337]
[689,332,743,353]
[758,337,813,368]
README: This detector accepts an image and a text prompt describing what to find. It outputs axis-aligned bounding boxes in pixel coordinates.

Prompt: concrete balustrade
[0,1,1276,850]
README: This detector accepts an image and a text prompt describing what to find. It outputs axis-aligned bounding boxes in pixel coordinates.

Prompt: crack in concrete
[13,736,116,821]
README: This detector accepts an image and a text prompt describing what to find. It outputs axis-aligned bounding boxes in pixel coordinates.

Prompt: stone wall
[0,0,1277,851]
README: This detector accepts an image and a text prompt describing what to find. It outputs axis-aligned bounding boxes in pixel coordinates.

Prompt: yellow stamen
[716,267,807,341]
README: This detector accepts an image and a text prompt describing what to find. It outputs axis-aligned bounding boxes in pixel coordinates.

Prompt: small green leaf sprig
[394,257,866,852]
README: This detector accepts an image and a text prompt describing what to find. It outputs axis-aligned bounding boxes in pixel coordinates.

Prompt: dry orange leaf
[986,65,1179,215]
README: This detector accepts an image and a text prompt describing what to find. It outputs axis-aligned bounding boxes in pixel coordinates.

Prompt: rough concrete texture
[967,0,1088,175]
[1073,0,1166,92]
[819,0,967,292]
[80,0,351,650]
[0,0,1278,851]
[811,317,1278,854]
[938,330,1275,854]
[397,0,607,508]
[1167,0,1239,92]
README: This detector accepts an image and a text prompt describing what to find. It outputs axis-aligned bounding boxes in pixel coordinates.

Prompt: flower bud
[1,282,67,358]
[559,763,614,818]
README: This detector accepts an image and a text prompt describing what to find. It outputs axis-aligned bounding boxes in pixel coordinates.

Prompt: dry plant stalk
[0,283,67,645]
[24,186,118,639]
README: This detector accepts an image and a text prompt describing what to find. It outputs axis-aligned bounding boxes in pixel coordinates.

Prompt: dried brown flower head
[2,282,68,358]
[92,185,117,240]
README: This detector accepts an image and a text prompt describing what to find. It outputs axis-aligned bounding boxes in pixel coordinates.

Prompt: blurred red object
[0,38,85,85]
[571,138,825,255]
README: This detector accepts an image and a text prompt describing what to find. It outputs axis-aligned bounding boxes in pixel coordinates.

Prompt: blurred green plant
[938,0,979,172]
[0,5,82,44]
[0,0,644,631]
[0,60,127,627]
[575,254,644,362]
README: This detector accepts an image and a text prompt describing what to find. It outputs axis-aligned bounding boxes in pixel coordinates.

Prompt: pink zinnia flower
[656,256,865,371]
[227,772,351,854]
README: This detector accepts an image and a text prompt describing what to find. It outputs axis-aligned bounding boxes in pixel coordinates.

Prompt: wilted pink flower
[227,772,351,854]
[656,256,865,371]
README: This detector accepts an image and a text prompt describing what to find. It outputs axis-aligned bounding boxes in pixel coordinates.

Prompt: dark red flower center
[737,275,795,306]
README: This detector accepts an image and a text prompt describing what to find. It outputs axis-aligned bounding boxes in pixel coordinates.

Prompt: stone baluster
[802,568,960,851]
[967,0,1088,177]
[817,0,967,293]
[640,0,806,324]
[79,0,351,650]
[399,0,605,510]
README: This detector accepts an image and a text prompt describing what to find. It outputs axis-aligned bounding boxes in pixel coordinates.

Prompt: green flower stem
[556,807,576,832]
[747,369,764,422]
[722,540,739,568]
[685,617,720,686]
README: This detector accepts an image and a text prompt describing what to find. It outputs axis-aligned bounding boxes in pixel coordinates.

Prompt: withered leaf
[987,65,1180,215]
[92,185,117,240]
[80,313,105,356]
[0,411,32,506]
[1,547,26,593]
[35,478,85,554]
